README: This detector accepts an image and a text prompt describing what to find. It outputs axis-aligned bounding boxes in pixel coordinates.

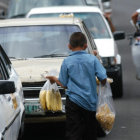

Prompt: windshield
[30,13,111,39]
[0,25,81,58]
[7,0,85,18]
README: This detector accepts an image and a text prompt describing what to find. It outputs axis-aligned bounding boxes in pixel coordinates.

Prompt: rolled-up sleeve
[58,60,68,87]
[94,57,107,81]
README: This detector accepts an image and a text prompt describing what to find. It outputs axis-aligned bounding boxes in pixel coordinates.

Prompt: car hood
[11,58,64,83]
[94,39,117,57]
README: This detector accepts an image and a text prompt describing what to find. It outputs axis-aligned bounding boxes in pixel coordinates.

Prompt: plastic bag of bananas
[39,80,62,112]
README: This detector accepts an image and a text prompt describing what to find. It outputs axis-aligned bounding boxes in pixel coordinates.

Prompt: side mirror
[0,81,15,94]
[113,31,125,40]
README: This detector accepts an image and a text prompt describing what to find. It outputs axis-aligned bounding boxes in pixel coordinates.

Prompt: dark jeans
[65,97,97,140]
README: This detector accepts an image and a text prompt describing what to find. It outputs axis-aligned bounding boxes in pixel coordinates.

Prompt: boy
[46,32,107,140]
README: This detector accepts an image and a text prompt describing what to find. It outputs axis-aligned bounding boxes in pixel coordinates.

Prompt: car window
[82,21,97,50]
[0,66,4,80]
[7,0,85,18]
[0,57,9,80]
[29,13,111,39]
[0,46,11,75]
[0,25,83,58]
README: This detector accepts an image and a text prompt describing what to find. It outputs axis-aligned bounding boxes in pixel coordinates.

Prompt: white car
[5,0,102,18]
[26,6,125,97]
[0,45,24,140]
[0,17,98,123]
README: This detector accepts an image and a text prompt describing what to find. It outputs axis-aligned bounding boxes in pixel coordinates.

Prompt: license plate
[25,102,45,115]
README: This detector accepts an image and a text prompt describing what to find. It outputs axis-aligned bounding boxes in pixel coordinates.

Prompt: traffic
[0,0,140,140]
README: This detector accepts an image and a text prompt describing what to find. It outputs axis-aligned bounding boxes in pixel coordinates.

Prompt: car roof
[27,6,102,17]
[0,17,83,27]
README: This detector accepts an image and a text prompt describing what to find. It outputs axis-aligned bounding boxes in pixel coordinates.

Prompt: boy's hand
[101,78,107,86]
[46,76,66,89]
[46,76,57,84]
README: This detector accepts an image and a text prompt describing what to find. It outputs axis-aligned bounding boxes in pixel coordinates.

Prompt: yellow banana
[39,90,47,110]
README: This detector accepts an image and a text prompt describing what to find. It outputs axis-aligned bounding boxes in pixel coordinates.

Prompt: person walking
[131,8,140,32]
[46,32,107,140]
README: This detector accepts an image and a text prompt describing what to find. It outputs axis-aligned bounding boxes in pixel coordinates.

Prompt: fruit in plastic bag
[46,89,62,111]
[55,91,62,111]
[96,103,115,132]
[39,90,47,110]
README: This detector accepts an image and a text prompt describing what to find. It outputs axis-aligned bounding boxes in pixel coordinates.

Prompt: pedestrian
[131,8,140,33]
[46,32,107,140]
[104,13,116,32]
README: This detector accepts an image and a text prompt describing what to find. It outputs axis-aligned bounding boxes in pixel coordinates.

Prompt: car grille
[22,81,66,98]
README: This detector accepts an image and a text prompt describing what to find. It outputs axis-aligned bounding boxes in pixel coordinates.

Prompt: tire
[110,65,123,98]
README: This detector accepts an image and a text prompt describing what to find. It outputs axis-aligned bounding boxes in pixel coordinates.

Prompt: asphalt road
[99,0,140,140]
[0,0,8,9]
[22,0,140,140]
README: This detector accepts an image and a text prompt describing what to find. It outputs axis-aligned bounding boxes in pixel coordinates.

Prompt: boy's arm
[94,57,107,84]
[131,11,138,24]
[46,76,66,89]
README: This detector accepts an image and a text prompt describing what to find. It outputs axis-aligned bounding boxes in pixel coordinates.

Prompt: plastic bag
[96,82,116,134]
[39,80,62,112]
[96,77,113,95]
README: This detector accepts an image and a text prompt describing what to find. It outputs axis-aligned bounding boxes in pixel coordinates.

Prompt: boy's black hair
[69,32,87,48]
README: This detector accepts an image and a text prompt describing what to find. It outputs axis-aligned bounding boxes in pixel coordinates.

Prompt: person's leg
[65,97,84,140]
[82,110,97,140]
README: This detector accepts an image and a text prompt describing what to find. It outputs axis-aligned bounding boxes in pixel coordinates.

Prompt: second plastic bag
[96,82,116,134]
[39,80,62,112]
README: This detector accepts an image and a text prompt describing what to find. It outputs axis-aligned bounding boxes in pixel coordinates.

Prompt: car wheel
[110,65,123,98]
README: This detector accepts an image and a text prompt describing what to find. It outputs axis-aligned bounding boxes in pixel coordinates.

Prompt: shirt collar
[69,50,87,56]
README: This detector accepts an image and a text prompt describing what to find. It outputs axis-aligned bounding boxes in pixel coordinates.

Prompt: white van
[5,0,102,18]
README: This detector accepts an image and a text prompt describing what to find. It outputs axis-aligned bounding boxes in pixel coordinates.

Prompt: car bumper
[24,97,66,123]
[24,114,66,124]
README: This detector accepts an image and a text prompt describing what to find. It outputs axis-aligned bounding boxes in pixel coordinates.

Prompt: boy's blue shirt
[58,50,107,111]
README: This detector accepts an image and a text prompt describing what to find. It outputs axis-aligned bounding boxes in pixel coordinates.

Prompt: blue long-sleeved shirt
[59,50,107,111]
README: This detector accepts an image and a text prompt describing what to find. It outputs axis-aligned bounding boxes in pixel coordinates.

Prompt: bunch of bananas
[39,89,62,112]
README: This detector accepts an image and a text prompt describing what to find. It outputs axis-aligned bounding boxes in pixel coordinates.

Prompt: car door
[0,46,22,140]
